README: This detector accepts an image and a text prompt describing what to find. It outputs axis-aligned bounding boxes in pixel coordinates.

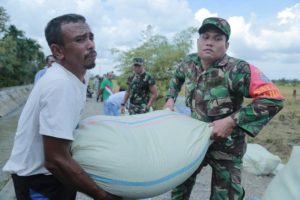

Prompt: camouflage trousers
[172,136,247,200]
[128,103,149,115]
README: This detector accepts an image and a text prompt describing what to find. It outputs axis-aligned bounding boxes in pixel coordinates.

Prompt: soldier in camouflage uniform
[121,57,157,115]
[164,17,284,200]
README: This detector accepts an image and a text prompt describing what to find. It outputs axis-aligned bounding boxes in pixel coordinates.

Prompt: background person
[293,89,297,100]
[164,17,284,200]
[121,57,157,115]
[96,75,104,102]
[3,14,118,200]
[105,87,126,116]
[99,71,114,115]
[34,55,55,84]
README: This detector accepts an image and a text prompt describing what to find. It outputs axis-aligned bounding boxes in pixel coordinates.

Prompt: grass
[247,85,300,163]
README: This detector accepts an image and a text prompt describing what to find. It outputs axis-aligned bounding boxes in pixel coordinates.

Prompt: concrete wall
[0,85,33,118]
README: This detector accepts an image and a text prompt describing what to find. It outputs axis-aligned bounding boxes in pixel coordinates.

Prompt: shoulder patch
[249,64,284,100]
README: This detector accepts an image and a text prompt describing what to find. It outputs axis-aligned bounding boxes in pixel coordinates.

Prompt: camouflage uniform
[166,51,284,199]
[127,71,156,115]
[166,16,284,200]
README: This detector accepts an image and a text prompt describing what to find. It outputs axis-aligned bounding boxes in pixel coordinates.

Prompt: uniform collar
[198,54,229,71]
[135,71,146,77]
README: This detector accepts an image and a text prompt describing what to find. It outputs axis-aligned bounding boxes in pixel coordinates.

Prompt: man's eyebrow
[73,32,89,39]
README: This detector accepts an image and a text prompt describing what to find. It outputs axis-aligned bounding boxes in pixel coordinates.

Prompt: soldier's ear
[225,41,229,50]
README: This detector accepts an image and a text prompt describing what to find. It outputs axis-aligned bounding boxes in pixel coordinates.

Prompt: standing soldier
[164,17,284,200]
[121,57,157,115]
[293,89,297,100]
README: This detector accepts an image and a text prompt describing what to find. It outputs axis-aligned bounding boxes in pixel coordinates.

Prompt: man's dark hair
[45,14,86,46]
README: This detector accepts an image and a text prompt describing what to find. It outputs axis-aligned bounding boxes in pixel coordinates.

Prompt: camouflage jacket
[166,53,284,137]
[127,71,156,113]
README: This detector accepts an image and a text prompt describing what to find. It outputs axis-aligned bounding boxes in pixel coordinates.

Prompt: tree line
[0,6,45,88]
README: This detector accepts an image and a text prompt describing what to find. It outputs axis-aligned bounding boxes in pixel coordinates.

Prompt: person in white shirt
[3,14,119,200]
[33,55,55,84]
[105,88,126,116]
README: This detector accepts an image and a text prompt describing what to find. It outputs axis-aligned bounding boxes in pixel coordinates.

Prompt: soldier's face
[133,64,144,74]
[197,29,229,63]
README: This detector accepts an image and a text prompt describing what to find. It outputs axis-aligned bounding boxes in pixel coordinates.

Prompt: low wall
[0,85,33,118]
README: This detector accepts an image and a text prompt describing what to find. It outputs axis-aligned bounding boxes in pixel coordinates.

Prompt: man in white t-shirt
[3,14,119,200]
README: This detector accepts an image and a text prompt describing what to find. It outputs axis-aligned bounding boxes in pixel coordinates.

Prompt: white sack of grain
[71,110,211,199]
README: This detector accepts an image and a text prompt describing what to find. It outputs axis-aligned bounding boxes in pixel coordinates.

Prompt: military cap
[198,17,231,40]
[133,57,144,66]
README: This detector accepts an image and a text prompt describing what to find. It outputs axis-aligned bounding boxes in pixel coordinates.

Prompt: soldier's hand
[163,98,175,111]
[143,105,151,113]
[210,116,236,140]
[120,106,125,114]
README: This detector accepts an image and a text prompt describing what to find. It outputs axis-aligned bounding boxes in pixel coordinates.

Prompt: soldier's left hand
[210,116,236,140]
[143,106,150,113]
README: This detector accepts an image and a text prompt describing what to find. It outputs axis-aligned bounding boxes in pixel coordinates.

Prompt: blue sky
[1,0,299,79]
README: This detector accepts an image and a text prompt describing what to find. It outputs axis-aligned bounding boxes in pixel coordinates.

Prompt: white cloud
[2,0,196,75]
[277,3,300,25]
[194,8,218,23]
[193,3,300,79]
[1,1,299,79]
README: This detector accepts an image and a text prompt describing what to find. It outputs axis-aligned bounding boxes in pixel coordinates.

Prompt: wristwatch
[121,103,125,106]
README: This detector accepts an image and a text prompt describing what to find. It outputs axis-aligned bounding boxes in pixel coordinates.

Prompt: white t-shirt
[107,91,126,106]
[3,63,87,176]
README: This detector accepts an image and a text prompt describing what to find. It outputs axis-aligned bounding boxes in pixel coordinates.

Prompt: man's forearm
[43,136,111,199]
[48,157,108,199]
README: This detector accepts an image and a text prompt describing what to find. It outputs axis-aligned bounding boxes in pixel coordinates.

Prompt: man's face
[59,22,97,70]
[197,28,229,63]
[133,64,144,75]
[107,72,113,79]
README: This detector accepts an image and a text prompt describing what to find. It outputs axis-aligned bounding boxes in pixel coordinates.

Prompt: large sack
[262,146,300,200]
[71,110,211,199]
[242,143,281,175]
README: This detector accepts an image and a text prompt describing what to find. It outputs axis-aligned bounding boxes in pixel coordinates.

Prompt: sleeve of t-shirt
[39,79,81,140]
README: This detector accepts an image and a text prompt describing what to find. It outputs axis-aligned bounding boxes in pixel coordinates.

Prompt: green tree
[0,7,9,34]
[0,7,45,87]
[113,25,197,108]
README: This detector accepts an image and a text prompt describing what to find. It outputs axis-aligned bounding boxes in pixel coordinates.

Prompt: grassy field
[247,85,300,162]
